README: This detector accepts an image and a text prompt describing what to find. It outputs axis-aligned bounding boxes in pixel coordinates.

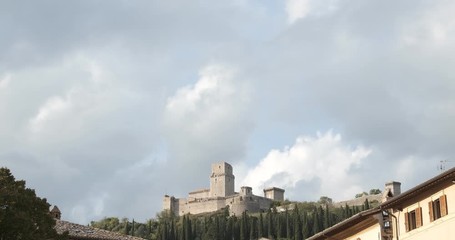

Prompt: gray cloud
[1,0,455,224]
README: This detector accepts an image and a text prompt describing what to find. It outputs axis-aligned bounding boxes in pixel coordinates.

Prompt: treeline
[91,198,374,240]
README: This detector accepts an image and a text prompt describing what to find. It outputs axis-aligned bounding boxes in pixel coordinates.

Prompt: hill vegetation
[91,196,378,240]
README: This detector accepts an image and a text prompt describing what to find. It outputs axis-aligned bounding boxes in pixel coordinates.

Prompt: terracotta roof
[55,220,145,240]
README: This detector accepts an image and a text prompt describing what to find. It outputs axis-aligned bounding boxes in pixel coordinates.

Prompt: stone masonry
[163,162,285,216]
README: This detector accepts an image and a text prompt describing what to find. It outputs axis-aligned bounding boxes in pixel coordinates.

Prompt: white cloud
[0,74,11,89]
[164,63,252,159]
[399,2,455,47]
[29,96,70,132]
[285,0,340,24]
[285,0,311,24]
[165,64,237,119]
[162,63,253,194]
[241,131,371,200]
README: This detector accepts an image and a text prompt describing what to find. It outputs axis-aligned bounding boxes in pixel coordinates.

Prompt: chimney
[382,181,401,202]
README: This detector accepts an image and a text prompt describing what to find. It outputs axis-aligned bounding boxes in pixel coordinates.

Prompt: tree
[363,198,370,210]
[355,192,368,198]
[0,167,67,239]
[369,189,382,195]
[258,213,264,238]
[318,196,333,205]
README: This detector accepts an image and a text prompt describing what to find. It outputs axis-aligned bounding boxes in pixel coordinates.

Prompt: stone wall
[163,161,284,216]
[188,189,210,200]
[229,195,264,216]
[185,198,225,215]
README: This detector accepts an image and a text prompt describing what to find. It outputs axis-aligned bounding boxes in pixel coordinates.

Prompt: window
[429,195,448,222]
[405,207,422,232]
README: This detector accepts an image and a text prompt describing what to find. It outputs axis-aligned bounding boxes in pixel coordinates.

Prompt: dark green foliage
[355,192,368,198]
[90,194,379,240]
[369,189,382,195]
[258,213,264,238]
[364,198,370,210]
[0,167,67,240]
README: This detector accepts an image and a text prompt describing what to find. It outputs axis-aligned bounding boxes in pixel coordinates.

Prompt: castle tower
[210,162,235,197]
[263,187,285,201]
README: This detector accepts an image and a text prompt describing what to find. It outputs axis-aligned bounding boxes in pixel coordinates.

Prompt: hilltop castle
[163,162,285,216]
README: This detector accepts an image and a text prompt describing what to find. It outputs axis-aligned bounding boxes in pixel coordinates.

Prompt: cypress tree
[226,216,234,240]
[240,212,249,240]
[147,220,152,239]
[293,206,302,240]
[258,213,264,238]
[324,204,331,228]
[215,215,221,240]
[301,212,310,239]
[170,220,175,240]
[317,206,324,231]
[266,209,273,239]
[364,198,370,210]
[162,222,168,240]
[124,220,129,235]
[312,211,321,234]
[234,218,240,240]
[286,208,291,239]
[249,217,256,240]
[186,216,192,240]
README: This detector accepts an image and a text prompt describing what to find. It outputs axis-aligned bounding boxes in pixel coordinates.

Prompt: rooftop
[55,220,145,240]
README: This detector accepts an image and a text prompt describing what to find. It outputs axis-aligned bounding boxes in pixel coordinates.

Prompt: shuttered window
[404,212,409,232]
[429,194,448,222]
[415,207,423,228]
[405,207,422,232]
[440,195,448,217]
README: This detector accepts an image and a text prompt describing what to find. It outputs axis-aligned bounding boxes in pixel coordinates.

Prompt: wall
[258,196,273,210]
[346,224,381,240]
[228,195,262,216]
[394,184,455,240]
[163,196,173,212]
[189,189,210,200]
[185,198,226,215]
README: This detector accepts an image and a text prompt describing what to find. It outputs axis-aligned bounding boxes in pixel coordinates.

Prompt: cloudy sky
[2,0,455,224]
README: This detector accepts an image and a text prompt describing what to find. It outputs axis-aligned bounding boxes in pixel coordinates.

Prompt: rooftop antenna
[438,159,455,172]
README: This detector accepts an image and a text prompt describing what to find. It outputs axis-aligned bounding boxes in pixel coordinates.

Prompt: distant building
[50,205,61,220]
[50,206,144,240]
[55,220,145,240]
[308,167,455,240]
[163,162,285,216]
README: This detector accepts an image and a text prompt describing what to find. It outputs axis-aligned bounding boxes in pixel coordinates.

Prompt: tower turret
[210,162,235,197]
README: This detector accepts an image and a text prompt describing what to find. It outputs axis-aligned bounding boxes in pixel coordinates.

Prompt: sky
[1,0,455,224]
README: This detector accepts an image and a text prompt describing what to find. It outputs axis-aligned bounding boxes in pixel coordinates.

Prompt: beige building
[163,162,285,216]
[308,167,455,240]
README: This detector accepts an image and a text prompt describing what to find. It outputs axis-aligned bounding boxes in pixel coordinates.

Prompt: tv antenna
[438,159,454,172]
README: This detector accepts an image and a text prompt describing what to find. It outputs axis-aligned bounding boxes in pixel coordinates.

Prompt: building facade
[308,167,455,240]
[163,162,285,216]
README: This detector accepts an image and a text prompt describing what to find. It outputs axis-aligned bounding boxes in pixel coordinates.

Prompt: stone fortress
[163,162,285,216]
